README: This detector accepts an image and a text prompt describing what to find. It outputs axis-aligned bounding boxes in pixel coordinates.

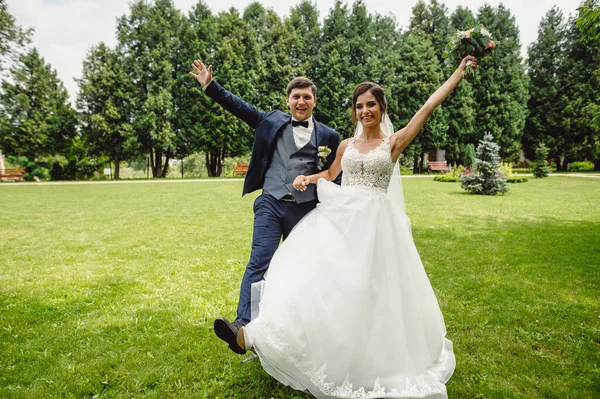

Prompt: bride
[234,55,477,399]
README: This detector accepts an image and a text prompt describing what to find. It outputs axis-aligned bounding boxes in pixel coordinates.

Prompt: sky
[6,0,582,103]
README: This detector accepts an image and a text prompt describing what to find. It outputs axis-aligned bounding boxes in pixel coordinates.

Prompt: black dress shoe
[214,318,246,355]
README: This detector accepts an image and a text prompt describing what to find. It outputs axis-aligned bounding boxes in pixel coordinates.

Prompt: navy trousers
[235,193,317,325]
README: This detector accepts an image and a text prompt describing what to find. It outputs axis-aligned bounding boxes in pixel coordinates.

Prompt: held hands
[293,175,310,191]
[189,59,212,87]
[458,55,478,72]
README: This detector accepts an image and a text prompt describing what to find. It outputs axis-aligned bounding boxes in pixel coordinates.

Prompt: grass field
[1,177,599,398]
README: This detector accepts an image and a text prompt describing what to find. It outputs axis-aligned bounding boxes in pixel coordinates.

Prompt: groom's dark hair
[286,77,317,98]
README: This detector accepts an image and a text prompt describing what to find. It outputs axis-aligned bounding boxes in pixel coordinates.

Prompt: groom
[190,60,341,355]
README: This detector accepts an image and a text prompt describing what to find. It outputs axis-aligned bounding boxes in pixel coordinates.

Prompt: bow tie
[292,120,309,128]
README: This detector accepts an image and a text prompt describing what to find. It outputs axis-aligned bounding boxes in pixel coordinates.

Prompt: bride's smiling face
[355,91,382,129]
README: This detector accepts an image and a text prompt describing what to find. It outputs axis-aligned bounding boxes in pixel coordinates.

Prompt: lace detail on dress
[254,319,450,398]
[341,138,395,192]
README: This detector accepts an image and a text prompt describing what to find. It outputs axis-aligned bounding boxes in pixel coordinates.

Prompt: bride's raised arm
[390,55,477,162]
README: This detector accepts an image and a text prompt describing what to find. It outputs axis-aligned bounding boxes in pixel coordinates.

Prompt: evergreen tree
[460,133,509,195]
[394,34,446,173]
[285,0,321,78]
[576,4,600,42]
[244,5,294,111]
[116,0,187,177]
[200,7,261,176]
[474,5,529,158]
[313,0,353,136]
[0,48,76,178]
[450,6,476,31]
[444,6,478,165]
[531,143,551,178]
[77,43,136,179]
[408,0,451,62]
[523,7,568,164]
[557,0,600,170]
[0,0,31,74]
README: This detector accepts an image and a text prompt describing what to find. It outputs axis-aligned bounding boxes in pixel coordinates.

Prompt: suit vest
[263,122,317,203]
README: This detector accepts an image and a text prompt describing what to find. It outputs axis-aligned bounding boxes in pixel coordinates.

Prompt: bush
[506,177,528,183]
[460,133,509,195]
[512,168,531,174]
[531,144,551,178]
[434,174,459,182]
[567,161,594,172]
[499,162,513,178]
[400,166,413,175]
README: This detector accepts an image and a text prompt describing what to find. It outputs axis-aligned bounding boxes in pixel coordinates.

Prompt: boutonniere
[317,146,332,170]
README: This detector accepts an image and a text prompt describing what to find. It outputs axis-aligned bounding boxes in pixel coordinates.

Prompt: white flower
[317,146,332,170]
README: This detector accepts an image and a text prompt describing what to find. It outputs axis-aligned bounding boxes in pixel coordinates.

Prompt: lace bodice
[341,138,395,192]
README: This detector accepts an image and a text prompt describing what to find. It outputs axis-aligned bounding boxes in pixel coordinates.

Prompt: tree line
[0,0,598,179]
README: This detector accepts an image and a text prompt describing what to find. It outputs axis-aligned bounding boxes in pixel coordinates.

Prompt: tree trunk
[413,154,419,174]
[161,153,170,178]
[152,148,163,177]
[206,150,222,177]
[150,149,155,177]
[595,158,600,171]
[554,156,561,171]
[113,155,121,180]
[419,151,425,174]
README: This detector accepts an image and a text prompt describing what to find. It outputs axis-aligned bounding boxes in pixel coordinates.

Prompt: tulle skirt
[244,179,455,398]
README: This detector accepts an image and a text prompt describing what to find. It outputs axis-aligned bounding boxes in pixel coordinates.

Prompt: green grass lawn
[1,177,599,398]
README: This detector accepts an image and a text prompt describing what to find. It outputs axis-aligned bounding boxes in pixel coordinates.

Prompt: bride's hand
[293,175,309,191]
[458,55,478,71]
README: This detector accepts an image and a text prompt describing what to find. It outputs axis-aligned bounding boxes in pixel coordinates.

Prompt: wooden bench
[233,163,248,176]
[427,161,450,173]
[0,168,25,181]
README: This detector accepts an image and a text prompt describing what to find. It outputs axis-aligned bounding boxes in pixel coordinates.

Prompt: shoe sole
[214,319,246,355]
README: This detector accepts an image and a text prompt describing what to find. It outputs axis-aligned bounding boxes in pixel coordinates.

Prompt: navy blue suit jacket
[204,81,341,196]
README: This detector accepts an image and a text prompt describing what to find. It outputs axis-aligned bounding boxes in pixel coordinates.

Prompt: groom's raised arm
[190,59,267,129]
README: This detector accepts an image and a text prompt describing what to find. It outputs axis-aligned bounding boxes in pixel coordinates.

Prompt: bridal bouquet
[443,24,496,76]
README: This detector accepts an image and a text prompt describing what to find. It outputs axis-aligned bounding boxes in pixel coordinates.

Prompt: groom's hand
[293,175,309,191]
[189,59,212,87]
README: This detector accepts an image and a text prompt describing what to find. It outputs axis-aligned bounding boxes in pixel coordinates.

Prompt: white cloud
[6,0,582,104]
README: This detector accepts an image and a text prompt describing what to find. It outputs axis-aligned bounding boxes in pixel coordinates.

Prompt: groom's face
[286,87,316,121]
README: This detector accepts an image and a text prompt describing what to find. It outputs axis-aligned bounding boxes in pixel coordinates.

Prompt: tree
[557,0,600,170]
[523,7,568,165]
[408,0,451,63]
[199,7,261,176]
[531,143,551,178]
[473,4,529,158]
[77,43,136,179]
[285,0,322,78]
[393,34,446,173]
[444,6,478,165]
[0,49,76,179]
[576,4,600,42]
[460,133,509,195]
[116,0,187,177]
[0,0,31,74]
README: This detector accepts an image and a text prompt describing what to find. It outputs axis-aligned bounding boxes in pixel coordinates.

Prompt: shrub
[567,161,594,172]
[532,144,552,178]
[400,166,414,175]
[434,174,459,182]
[506,177,528,183]
[499,162,513,178]
[512,168,531,174]
[460,133,509,195]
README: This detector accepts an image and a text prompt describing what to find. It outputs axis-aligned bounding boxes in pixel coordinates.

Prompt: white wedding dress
[244,137,455,399]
